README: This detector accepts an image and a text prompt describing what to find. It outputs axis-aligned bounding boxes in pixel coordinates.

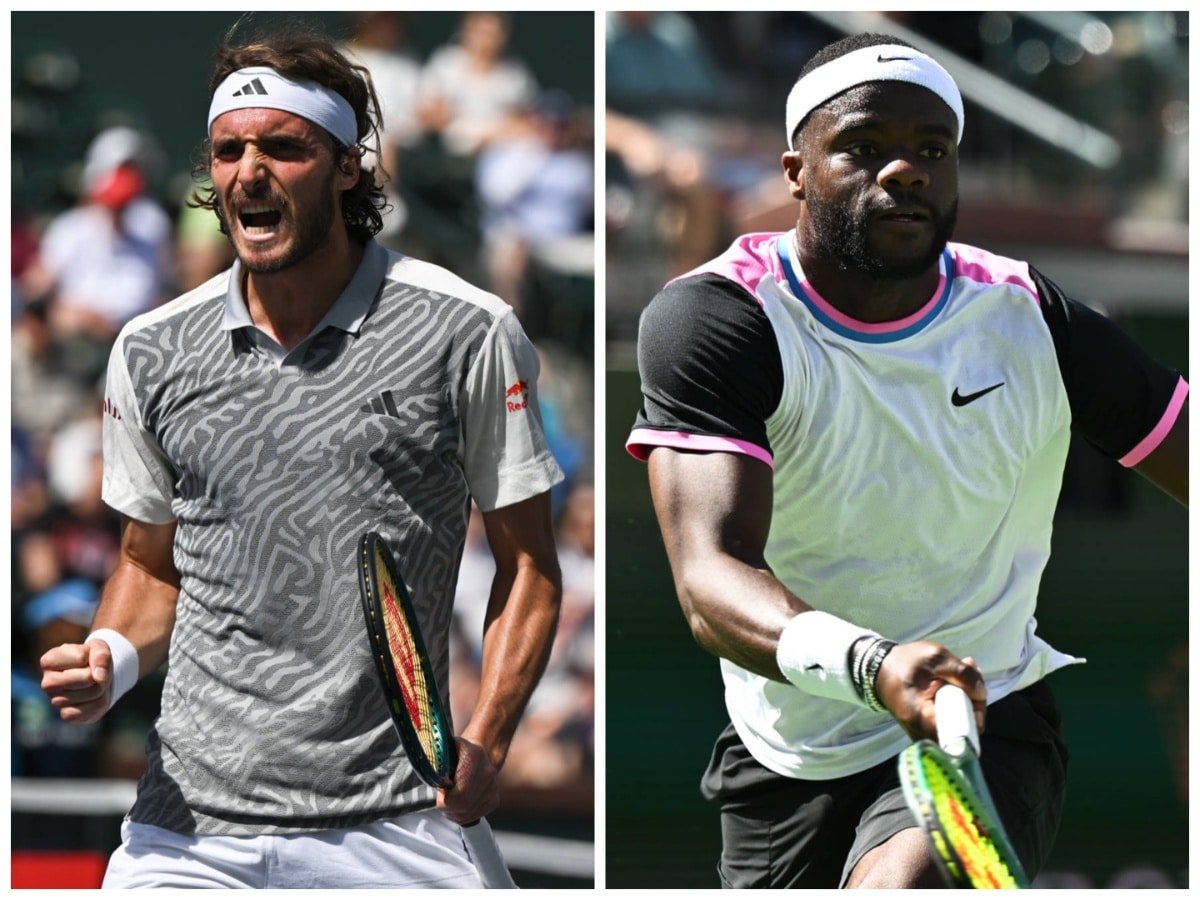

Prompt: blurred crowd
[11,11,594,818]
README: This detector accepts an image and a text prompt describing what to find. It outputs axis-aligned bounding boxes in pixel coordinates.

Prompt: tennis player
[40,30,564,888]
[627,33,1187,889]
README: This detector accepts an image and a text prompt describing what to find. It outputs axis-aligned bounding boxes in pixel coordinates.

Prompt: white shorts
[102,809,483,888]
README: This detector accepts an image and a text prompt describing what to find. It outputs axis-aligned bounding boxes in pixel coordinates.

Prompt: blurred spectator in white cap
[20,125,173,376]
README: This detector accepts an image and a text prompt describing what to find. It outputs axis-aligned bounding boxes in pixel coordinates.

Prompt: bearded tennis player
[41,29,564,888]
[628,32,1186,888]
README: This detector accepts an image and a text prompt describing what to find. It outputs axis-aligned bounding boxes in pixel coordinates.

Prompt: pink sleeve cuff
[626,428,774,470]
[1119,376,1188,468]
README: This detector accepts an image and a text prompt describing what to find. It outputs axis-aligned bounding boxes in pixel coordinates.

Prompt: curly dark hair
[190,25,389,243]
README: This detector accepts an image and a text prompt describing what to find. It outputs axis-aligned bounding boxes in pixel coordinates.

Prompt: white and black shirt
[628,231,1186,780]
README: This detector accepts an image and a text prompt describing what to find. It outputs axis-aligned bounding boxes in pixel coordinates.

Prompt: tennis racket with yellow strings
[899,684,1029,889]
[357,531,517,889]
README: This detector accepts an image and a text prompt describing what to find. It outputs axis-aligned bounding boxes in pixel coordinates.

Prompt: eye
[921,145,950,160]
[212,141,242,162]
[260,138,309,160]
[845,142,877,158]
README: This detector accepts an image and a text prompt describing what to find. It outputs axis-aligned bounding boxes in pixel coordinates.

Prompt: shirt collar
[220,239,388,337]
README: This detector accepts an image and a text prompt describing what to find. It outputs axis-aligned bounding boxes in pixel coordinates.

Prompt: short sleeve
[101,333,177,523]
[460,311,564,511]
[1033,265,1188,465]
[626,274,784,467]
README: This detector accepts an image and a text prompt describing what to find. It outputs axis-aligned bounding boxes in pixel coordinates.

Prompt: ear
[335,148,362,191]
[781,150,804,201]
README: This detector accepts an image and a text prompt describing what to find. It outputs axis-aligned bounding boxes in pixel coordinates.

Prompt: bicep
[1034,267,1186,464]
[648,448,773,574]
[480,492,559,584]
[119,516,180,588]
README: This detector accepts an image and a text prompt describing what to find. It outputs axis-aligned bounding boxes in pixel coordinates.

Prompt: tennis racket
[899,684,1029,889]
[357,531,517,889]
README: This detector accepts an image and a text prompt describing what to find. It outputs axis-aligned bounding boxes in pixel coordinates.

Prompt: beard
[806,189,957,279]
[216,183,338,275]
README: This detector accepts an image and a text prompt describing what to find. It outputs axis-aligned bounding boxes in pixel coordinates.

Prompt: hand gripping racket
[899,685,1030,889]
[357,531,517,889]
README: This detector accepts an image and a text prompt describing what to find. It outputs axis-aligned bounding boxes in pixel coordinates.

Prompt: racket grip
[934,684,980,758]
[462,817,518,889]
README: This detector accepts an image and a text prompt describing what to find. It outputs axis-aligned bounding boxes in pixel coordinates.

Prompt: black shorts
[700,680,1069,888]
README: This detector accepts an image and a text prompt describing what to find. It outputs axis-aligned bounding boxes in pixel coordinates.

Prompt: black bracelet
[860,640,897,712]
[847,635,876,703]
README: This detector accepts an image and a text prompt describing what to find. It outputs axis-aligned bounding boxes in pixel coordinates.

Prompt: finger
[959,656,988,731]
[48,683,108,707]
[39,642,91,673]
[86,640,113,686]
[41,666,101,694]
[56,700,108,725]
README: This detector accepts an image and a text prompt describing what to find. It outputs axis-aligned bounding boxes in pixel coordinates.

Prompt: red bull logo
[504,379,530,412]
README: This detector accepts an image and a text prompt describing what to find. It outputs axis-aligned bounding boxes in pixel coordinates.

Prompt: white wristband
[86,628,140,709]
[776,610,881,706]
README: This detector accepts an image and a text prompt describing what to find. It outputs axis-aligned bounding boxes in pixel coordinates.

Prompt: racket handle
[934,684,980,758]
[462,817,518,889]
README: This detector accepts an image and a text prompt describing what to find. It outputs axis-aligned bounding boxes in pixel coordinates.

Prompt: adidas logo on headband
[232,78,269,97]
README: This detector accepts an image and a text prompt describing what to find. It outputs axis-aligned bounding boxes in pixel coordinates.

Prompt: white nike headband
[207,66,358,147]
[785,44,964,146]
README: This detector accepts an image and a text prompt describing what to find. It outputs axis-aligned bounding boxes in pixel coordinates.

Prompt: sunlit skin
[208,107,363,350]
[782,81,960,324]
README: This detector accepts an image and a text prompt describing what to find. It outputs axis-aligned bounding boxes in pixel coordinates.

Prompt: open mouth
[238,202,283,234]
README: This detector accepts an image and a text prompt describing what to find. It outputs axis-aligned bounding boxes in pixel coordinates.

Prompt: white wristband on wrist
[86,628,140,709]
[775,610,881,707]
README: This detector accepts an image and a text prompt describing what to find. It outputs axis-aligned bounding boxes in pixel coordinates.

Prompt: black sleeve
[629,273,784,456]
[1032,265,1185,461]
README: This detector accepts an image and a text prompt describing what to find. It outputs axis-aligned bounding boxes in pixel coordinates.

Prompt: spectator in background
[419,12,538,159]
[399,12,540,280]
[606,11,726,116]
[605,13,729,275]
[339,12,424,246]
[14,412,121,605]
[475,89,594,310]
[174,179,236,293]
[11,295,98,449]
[20,126,173,378]
[13,580,105,777]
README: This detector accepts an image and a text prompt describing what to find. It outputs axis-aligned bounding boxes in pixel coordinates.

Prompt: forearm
[92,558,179,678]
[674,552,810,682]
[463,558,562,770]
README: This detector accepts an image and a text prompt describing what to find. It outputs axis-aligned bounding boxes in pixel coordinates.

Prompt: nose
[235,145,268,192]
[877,153,929,191]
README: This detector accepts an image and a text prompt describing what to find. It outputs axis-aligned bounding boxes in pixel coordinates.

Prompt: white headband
[785,44,963,146]
[207,66,358,147]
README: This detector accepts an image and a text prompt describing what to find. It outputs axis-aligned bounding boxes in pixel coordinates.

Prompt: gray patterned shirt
[101,240,563,834]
